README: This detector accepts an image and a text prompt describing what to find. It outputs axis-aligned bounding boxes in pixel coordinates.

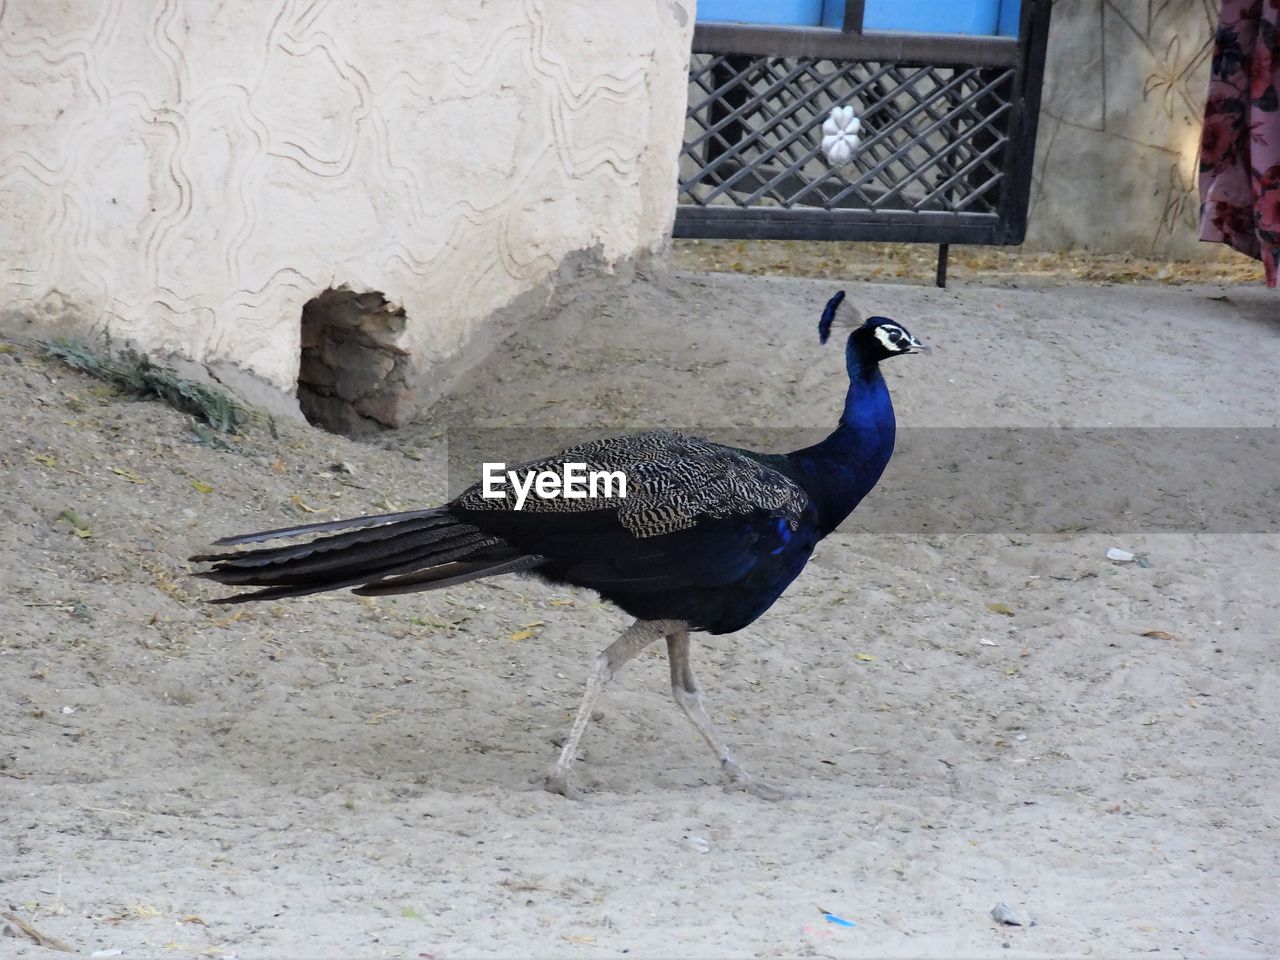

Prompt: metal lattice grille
[680,54,1016,216]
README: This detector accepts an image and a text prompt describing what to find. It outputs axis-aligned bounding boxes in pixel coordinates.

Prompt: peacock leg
[666,627,785,801]
[543,618,682,799]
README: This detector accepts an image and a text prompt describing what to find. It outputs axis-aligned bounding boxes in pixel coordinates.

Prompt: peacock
[191,292,926,799]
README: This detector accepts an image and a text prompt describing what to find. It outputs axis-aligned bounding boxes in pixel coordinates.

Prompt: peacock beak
[907,335,930,354]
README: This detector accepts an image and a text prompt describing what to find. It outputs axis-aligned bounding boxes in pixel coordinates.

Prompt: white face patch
[873,324,911,353]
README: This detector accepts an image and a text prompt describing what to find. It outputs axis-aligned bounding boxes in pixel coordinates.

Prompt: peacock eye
[888,330,902,342]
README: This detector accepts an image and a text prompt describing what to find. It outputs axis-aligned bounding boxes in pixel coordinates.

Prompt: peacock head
[818,291,928,369]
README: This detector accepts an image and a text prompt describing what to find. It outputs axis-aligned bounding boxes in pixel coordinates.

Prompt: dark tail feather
[204,507,447,547]
[191,508,538,603]
[189,510,458,568]
[352,556,544,597]
[200,525,485,586]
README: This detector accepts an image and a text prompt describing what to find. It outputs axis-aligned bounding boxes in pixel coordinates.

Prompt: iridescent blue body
[528,341,900,635]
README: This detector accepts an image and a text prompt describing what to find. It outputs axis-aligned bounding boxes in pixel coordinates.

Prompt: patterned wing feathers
[454,430,808,538]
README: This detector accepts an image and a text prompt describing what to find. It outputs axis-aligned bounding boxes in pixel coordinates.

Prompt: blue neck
[787,362,896,536]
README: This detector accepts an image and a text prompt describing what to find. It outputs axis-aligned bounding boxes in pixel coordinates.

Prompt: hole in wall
[297,287,414,434]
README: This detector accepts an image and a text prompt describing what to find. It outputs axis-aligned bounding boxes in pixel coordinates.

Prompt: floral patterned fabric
[1199,0,1280,287]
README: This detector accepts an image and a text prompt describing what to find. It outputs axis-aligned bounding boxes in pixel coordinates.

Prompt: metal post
[842,0,866,33]
[935,243,949,287]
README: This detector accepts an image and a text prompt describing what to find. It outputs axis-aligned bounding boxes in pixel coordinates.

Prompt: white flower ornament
[821,105,862,166]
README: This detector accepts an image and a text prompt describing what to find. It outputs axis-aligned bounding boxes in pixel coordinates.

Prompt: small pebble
[685,835,710,854]
[991,902,1023,926]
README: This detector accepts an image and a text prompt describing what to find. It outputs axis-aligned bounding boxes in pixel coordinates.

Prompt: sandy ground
[2,269,1278,959]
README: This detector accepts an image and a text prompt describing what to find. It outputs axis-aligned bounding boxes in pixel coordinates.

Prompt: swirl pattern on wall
[0,0,691,389]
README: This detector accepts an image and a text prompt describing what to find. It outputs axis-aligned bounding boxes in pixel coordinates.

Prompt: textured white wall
[0,1,694,395]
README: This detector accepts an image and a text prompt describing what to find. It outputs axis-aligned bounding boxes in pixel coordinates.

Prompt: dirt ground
[668,238,1271,286]
[2,266,1278,959]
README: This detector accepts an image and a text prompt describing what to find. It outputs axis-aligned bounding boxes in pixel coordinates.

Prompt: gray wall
[1025,0,1217,256]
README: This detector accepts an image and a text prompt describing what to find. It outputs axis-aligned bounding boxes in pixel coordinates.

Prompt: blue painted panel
[822,0,1001,35]
[697,0,1016,37]
[997,0,1022,36]
[697,0,825,25]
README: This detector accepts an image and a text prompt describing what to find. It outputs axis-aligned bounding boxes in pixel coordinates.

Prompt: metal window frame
[673,0,1052,247]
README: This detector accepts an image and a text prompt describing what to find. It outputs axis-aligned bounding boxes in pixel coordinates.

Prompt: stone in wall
[296,289,413,434]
